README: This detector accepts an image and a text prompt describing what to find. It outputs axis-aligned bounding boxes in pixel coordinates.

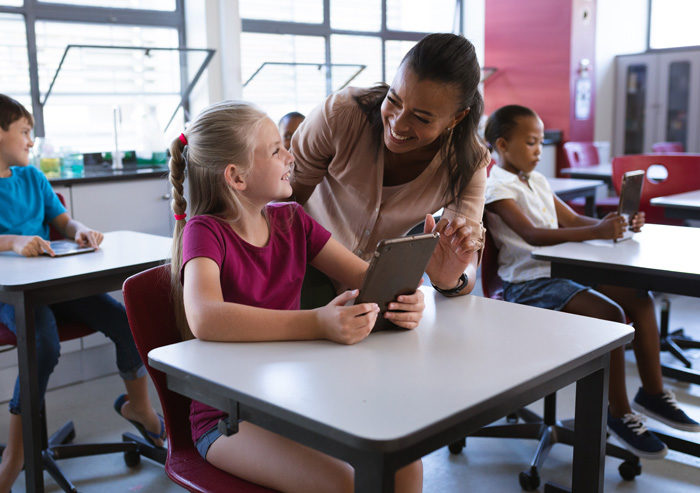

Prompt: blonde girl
[168,101,424,493]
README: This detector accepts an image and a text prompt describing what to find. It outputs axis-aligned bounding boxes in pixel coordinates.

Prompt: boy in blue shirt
[0,94,165,490]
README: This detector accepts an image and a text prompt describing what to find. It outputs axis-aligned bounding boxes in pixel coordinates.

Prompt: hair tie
[174,213,187,221]
[178,133,188,145]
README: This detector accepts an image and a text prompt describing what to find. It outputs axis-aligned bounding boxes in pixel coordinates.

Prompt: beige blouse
[291,87,487,261]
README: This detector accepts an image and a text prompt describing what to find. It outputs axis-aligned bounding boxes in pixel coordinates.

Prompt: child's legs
[595,285,663,395]
[50,294,145,381]
[206,422,422,493]
[0,302,61,414]
[561,290,631,417]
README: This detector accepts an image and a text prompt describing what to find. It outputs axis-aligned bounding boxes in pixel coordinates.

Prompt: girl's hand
[384,288,425,329]
[13,235,54,257]
[424,214,477,289]
[630,211,645,232]
[75,229,103,248]
[315,290,379,345]
[594,212,626,240]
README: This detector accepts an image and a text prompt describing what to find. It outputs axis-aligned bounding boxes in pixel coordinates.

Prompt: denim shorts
[503,278,590,311]
[195,425,223,459]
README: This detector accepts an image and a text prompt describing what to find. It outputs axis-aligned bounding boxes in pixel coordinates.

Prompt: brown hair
[354,33,488,208]
[169,100,267,340]
[0,94,34,131]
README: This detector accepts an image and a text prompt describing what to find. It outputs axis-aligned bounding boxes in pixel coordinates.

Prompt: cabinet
[70,178,173,236]
[614,49,700,156]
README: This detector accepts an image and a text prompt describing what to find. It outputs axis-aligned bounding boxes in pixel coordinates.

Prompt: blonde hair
[169,100,267,340]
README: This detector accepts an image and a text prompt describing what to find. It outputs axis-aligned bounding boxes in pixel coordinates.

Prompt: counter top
[47,164,169,186]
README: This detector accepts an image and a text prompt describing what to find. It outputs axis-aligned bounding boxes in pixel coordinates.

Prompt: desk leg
[15,294,45,492]
[584,193,596,217]
[572,355,609,493]
[354,452,394,493]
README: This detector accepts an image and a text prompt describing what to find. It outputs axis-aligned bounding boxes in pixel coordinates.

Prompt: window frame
[0,0,187,137]
[240,0,464,95]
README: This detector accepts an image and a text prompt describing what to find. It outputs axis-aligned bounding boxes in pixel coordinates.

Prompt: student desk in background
[547,177,606,217]
[560,163,613,184]
[150,289,632,493]
[651,189,700,221]
[532,224,700,457]
[0,231,172,493]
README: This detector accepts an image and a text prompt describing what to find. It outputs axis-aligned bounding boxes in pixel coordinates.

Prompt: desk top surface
[547,177,605,194]
[561,164,612,178]
[532,224,700,277]
[0,230,172,290]
[650,189,700,209]
[150,289,632,444]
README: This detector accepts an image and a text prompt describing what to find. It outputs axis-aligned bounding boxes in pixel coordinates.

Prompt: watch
[431,273,468,296]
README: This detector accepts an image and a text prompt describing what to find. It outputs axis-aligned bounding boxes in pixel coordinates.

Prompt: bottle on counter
[60,147,85,177]
[38,138,61,177]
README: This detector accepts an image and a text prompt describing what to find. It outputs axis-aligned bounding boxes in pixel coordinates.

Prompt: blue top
[0,165,66,239]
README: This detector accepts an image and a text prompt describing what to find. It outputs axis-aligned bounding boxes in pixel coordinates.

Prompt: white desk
[532,224,700,456]
[561,164,613,184]
[548,177,606,216]
[0,231,172,493]
[650,189,700,221]
[150,289,632,492]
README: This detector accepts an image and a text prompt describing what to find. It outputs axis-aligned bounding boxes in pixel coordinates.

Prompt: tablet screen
[616,170,645,241]
[45,240,96,257]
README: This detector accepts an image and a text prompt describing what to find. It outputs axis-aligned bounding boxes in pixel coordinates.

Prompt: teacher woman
[291,33,488,300]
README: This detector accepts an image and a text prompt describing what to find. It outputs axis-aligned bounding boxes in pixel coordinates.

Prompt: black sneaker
[632,387,700,432]
[607,411,668,459]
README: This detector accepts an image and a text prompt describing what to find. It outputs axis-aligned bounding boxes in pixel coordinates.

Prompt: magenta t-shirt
[181,202,331,443]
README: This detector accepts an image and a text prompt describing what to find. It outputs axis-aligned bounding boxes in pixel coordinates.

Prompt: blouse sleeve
[442,156,488,250]
[290,93,337,188]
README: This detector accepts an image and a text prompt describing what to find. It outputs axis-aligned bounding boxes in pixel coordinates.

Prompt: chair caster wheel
[506,412,518,423]
[448,438,465,454]
[519,469,540,491]
[124,449,141,467]
[618,459,641,480]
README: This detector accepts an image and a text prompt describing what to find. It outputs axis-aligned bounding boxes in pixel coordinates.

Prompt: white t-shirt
[484,166,558,283]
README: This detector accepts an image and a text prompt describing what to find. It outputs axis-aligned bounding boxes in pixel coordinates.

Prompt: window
[0,13,30,107]
[0,0,187,151]
[240,0,464,123]
[649,0,700,49]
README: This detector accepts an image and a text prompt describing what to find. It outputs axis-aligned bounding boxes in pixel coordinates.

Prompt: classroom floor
[2,292,699,492]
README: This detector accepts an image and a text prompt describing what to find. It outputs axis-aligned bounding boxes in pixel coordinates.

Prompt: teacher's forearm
[427,251,478,296]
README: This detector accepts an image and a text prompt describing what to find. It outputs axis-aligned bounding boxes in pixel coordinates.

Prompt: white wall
[464,0,485,65]
[594,0,648,147]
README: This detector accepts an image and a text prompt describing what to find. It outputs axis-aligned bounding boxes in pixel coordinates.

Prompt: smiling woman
[290,33,489,302]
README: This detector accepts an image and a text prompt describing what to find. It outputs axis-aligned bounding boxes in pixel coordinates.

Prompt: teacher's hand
[423,214,477,289]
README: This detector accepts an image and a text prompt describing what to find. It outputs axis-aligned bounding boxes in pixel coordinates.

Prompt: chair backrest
[122,264,273,493]
[611,154,700,224]
[563,142,600,169]
[651,141,684,153]
[49,191,66,240]
[480,228,503,300]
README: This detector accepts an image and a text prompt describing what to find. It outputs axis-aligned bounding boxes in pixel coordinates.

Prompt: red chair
[0,192,161,492]
[563,142,619,217]
[447,224,641,490]
[123,264,275,492]
[651,142,684,153]
[611,153,700,225]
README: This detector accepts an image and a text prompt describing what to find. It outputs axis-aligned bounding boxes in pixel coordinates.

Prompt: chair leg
[658,298,699,371]
[42,449,78,493]
[48,420,76,448]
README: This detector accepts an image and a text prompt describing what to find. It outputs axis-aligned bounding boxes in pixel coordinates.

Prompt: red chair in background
[447,226,640,490]
[562,142,618,217]
[611,153,700,226]
[651,142,684,153]
[123,264,275,493]
[0,192,162,492]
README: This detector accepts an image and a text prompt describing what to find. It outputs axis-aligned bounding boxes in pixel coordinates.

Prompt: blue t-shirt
[0,165,66,239]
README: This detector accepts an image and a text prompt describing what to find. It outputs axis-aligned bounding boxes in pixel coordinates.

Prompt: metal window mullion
[176,0,189,123]
[646,0,652,50]
[381,0,387,82]
[24,8,45,137]
[28,4,181,28]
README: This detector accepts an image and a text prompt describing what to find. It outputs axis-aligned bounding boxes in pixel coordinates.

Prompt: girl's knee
[396,459,423,492]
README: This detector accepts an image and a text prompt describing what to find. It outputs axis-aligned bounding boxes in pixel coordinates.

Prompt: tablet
[355,232,440,331]
[45,240,96,257]
[616,170,645,242]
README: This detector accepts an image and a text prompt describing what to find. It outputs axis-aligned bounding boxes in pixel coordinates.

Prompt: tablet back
[616,170,645,241]
[356,233,439,331]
